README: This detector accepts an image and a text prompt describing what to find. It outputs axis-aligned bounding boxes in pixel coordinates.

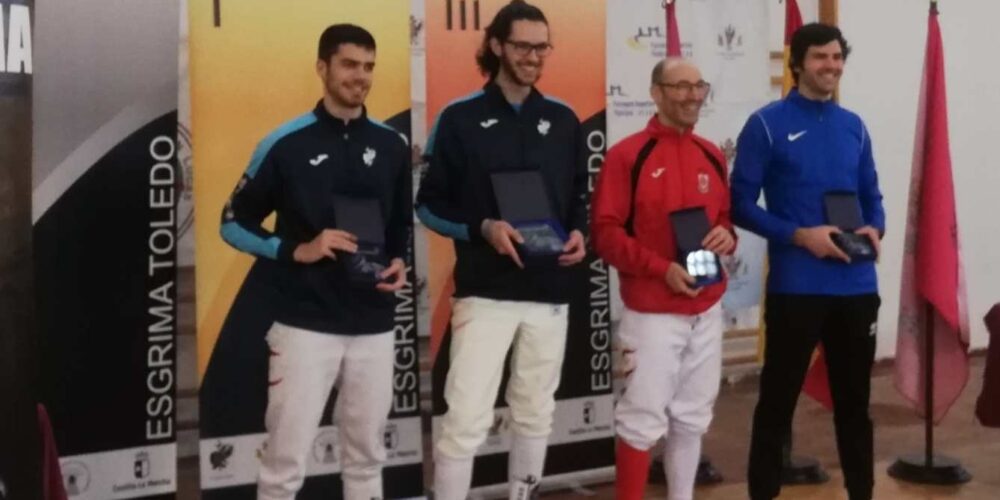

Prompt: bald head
[649,58,708,131]
[650,57,701,86]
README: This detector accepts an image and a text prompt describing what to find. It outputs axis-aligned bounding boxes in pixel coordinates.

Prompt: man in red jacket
[591,58,735,500]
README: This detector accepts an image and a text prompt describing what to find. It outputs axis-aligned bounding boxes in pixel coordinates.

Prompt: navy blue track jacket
[221,101,411,334]
[416,83,589,304]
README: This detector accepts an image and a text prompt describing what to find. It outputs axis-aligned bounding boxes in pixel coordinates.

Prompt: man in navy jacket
[415,2,588,498]
[221,24,410,500]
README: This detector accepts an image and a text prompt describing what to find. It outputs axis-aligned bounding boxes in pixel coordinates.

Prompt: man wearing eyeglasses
[415,1,588,499]
[591,58,734,500]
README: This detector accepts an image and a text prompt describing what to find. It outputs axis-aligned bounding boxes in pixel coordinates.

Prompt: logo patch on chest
[537,118,551,136]
[698,172,711,193]
[363,147,376,167]
[309,154,329,166]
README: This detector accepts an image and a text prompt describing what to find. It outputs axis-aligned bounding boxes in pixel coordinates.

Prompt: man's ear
[489,37,503,58]
[316,59,327,80]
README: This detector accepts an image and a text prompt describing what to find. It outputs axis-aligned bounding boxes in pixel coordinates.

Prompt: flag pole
[925,302,934,466]
[887,1,971,484]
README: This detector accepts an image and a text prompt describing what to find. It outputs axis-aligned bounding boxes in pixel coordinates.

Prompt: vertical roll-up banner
[0,1,41,499]
[31,1,180,499]
[606,0,770,330]
[422,1,613,495]
[190,1,422,498]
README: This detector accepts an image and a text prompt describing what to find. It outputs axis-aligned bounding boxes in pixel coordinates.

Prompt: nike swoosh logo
[651,167,665,178]
[788,130,808,142]
[480,119,499,128]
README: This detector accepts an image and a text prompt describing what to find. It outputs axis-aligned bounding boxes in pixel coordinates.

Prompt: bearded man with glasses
[415,1,589,499]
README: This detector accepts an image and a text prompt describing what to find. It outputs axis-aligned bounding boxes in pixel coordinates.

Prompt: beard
[325,71,369,109]
[499,52,541,87]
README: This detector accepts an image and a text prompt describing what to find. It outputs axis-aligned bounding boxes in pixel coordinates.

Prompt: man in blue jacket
[415,2,588,498]
[731,23,885,500]
[220,24,410,500]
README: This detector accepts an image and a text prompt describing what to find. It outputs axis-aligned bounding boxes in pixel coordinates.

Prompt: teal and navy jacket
[416,82,589,304]
[731,89,885,296]
[221,101,411,334]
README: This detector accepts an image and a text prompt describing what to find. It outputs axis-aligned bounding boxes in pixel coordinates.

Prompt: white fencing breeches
[615,303,723,500]
[433,297,568,500]
[257,322,393,500]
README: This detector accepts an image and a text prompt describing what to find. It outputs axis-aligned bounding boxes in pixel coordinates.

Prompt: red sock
[616,438,651,500]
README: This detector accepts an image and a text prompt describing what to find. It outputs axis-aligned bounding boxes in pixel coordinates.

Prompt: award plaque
[490,170,568,266]
[669,207,723,287]
[332,196,389,286]
[823,191,877,261]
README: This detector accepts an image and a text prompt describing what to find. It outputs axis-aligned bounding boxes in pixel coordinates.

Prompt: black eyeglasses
[504,40,554,57]
[656,80,712,95]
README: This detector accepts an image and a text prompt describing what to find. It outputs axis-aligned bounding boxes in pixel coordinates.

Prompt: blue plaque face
[824,192,877,261]
[831,233,877,261]
[513,219,568,256]
[343,243,388,286]
[491,170,568,266]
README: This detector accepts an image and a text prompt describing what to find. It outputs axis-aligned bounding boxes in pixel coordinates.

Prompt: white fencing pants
[257,323,394,500]
[433,297,568,500]
[615,303,723,500]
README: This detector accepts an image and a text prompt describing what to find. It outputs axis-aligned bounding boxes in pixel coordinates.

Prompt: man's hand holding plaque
[482,218,526,269]
[489,170,574,268]
[822,191,879,262]
[332,196,392,287]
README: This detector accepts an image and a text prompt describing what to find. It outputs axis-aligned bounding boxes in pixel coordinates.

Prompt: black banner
[0,0,40,497]
[31,1,179,496]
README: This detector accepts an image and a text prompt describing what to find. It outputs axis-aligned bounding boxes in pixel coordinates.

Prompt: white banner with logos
[199,417,423,490]
[59,444,176,500]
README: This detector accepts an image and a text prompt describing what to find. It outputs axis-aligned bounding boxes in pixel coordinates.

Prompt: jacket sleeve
[590,145,673,278]
[220,141,298,261]
[568,116,590,236]
[731,113,799,244]
[386,139,413,261]
[415,108,486,244]
[858,122,886,235]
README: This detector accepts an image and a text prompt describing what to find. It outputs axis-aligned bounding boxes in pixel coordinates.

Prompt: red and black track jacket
[591,117,734,315]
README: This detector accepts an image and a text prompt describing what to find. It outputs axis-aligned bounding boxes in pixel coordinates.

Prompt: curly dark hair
[475,0,548,79]
[789,23,851,84]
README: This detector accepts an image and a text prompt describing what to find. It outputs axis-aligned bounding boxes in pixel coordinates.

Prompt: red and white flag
[894,4,970,423]
[665,0,682,57]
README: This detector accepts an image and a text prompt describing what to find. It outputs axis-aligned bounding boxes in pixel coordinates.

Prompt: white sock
[434,453,474,500]
[509,434,548,500]
[663,431,702,500]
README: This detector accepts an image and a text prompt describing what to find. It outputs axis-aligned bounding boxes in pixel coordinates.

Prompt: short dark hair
[789,23,851,84]
[318,24,376,62]
[476,0,548,79]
